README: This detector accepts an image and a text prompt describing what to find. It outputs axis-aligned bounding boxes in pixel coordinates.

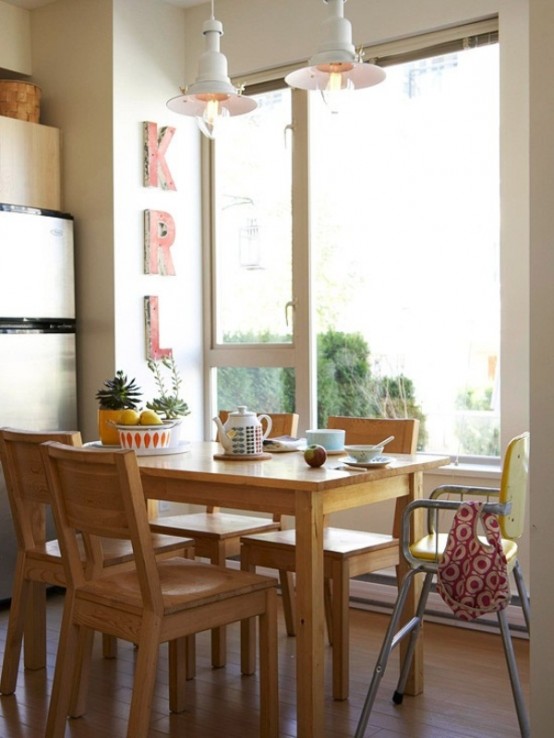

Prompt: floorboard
[0,591,529,737]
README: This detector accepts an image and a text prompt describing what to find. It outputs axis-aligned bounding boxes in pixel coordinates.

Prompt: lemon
[139,409,163,426]
[118,409,140,426]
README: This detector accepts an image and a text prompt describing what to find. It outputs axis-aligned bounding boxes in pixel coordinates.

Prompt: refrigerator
[0,203,77,600]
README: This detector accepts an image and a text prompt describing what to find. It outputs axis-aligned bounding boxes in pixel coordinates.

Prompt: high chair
[0,427,194,695]
[148,410,298,668]
[240,416,419,700]
[41,442,278,738]
[355,432,530,738]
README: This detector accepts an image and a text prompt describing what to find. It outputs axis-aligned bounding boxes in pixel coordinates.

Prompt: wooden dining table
[138,441,449,738]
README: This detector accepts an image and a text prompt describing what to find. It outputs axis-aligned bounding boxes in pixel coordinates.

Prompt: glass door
[309,44,500,455]
[205,86,313,434]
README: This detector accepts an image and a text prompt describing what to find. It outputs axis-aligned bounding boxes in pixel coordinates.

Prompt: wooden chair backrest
[41,442,163,611]
[326,416,419,454]
[0,428,82,551]
[499,432,529,541]
[217,411,299,440]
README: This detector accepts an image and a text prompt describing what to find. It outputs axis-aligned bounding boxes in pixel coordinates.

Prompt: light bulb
[195,94,230,139]
[318,62,355,92]
[316,64,354,114]
[327,71,346,93]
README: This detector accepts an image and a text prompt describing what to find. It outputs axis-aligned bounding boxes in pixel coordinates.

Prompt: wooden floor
[0,591,529,738]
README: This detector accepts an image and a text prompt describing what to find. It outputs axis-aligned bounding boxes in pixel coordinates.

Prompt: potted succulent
[96,370,143,445]
[146,357,190,446]
[146,356,190,419]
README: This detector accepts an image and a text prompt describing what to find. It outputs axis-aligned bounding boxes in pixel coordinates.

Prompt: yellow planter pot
[97,409,122,446]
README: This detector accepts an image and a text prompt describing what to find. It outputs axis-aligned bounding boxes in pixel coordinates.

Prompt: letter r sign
[144,210,176,275]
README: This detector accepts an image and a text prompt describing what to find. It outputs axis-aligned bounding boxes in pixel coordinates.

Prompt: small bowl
[305,428,345,452]
[344,444,384,462]
[115,423,173,451]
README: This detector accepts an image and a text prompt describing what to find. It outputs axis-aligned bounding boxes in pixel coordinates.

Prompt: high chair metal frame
[355,432,530,738]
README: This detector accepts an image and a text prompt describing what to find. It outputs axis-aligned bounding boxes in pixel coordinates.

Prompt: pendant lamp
[167,0,256,139]
[285,0,385,96]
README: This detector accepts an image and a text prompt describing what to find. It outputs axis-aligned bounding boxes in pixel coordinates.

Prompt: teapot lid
[229,405,254,417]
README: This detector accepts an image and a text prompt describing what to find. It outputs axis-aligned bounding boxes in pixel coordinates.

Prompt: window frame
[202,19,505,464]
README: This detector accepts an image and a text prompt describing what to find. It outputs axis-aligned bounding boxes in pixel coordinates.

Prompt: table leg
[394,470,424,696]
[294,489,325,738]
[209,540,227,668]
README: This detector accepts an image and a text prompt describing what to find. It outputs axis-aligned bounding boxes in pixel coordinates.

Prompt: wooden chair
[354,432,530,738]
[0,428,194,695]
[240,416,419,700]
[41,442,278,738]
[148,410,299,667]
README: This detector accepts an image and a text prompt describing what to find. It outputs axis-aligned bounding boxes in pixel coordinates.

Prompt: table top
[138,441,449,492]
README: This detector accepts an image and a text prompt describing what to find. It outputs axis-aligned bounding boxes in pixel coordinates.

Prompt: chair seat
[410,532,519,567]
[150,511,281,670]
[150,511,280,540]
[36,533,193,566]
[77,557,277,616]
[242,527,397,559]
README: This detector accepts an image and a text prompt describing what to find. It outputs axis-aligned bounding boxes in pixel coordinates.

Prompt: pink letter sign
[144,296,172,360]
[143,121,176,190]
[144,210,176,275]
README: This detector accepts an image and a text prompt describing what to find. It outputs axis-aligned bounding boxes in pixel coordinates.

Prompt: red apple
[304,444,327,468]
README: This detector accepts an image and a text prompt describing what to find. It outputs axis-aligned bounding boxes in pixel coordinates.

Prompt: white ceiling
[4,0,205,10]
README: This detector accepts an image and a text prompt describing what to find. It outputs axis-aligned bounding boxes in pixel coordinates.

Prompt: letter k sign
[143,121,176,190]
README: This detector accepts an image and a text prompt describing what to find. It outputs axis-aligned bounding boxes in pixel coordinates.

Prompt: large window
[207,34,500,458]
[310,43,499,456]
[213,90,293,346]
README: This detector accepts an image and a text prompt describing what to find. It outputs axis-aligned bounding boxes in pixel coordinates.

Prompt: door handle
[285,299,297,327]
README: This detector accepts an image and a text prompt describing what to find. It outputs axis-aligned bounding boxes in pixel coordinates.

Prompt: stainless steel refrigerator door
[0,209,74,319]
[0,332,77,429]
[0,331,77,599]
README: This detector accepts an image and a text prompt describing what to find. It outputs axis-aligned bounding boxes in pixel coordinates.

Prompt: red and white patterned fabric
[436,500,511,621]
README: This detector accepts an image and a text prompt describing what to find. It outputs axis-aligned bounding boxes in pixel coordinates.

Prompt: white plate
[264,445,300,453]
[264,436,304,452]
[85,440,191,456]
[341,455,393,468]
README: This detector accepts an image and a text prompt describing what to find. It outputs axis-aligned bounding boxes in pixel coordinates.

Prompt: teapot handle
[258,414,273,440]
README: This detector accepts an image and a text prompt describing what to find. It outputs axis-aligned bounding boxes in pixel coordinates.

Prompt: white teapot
[213,406,272,456]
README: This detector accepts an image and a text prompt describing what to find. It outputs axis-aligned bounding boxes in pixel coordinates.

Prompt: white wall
[28,0,204,443]
[29,0,116,444]
[112,0,203,443]
[0,1,31,75]
[529,1,554,733]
